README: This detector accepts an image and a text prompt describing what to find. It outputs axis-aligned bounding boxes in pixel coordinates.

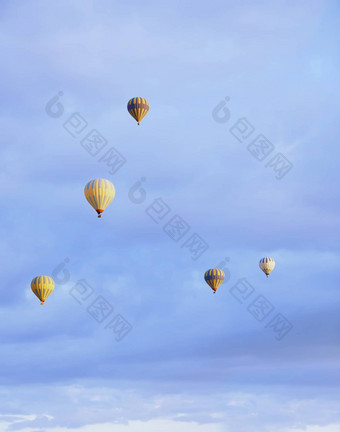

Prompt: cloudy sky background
[0,0,339,431]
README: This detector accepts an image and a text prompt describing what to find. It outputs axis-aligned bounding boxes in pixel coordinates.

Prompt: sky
[0,0,339,431]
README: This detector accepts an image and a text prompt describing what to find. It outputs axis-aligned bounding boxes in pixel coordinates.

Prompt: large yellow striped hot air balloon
[127,97,149,125]
[84,179,115,218]
[31,276,55,305]
[204,268,225,294]
[259,257,276,278]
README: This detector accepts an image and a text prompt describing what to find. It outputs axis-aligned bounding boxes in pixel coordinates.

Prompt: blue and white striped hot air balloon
[259,257,275,278]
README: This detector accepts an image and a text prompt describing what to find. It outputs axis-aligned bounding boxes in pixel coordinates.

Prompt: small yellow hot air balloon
[31,276,55,305]
[127,97,149,125]
[204,268,225,294]
[84,178,115,218]
[259,257,275,278]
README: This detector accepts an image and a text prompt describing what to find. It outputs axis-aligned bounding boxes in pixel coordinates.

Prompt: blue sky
[0,0,339,431]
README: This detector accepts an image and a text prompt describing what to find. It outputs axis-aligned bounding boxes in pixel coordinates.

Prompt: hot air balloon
[127,97,149,125]
[84,178,115,218]
[204,268,225,293]
[31,276,55,305]
[259,257,275,278]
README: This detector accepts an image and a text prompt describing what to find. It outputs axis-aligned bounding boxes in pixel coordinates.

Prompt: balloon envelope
[31,276,55,305]
[204,268,225,293]
[84,178,115,218]
[127,97,149,125]
[259,257,275,277]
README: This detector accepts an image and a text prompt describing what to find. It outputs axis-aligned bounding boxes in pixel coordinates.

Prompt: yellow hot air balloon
[259,257,275,278]
[84,178,115,218]
[31,276,55,305]
[127,97,149,125]
[204,268,225,294]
